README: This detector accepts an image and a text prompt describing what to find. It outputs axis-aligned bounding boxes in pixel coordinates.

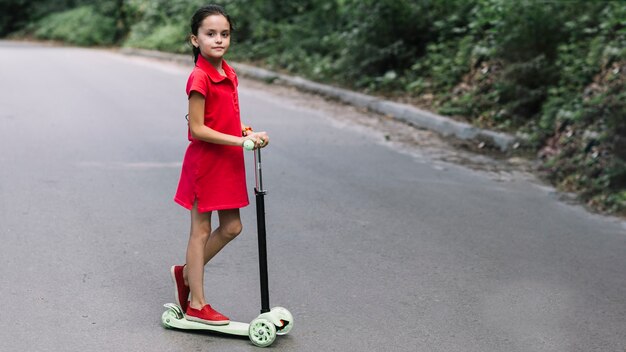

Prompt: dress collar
[195,54,235,83]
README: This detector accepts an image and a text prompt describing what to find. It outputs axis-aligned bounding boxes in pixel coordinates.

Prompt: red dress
[174,55,249,212]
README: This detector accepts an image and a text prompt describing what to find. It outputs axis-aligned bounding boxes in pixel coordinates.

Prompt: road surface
[0,41,625,351]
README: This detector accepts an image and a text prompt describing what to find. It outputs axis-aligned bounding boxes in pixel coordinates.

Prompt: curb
[120,47,518,151]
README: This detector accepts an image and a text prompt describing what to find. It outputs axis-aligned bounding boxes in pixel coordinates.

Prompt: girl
[170,4,269,325]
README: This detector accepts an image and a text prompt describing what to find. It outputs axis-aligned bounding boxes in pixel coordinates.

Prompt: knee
[190,223,211,241]
[220,221,242,242]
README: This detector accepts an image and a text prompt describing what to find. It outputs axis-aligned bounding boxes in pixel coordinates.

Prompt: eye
[222,32,230,38]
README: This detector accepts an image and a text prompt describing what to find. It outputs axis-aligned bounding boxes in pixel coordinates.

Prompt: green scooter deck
[161,303,249,336]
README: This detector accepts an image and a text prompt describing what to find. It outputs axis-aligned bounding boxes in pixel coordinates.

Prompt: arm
[188,91,246,146]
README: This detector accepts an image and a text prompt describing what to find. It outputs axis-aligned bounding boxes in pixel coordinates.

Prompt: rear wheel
[161,309,179,328]
[249,318,277,347]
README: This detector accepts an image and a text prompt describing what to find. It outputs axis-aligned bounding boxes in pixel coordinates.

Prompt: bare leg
[204,209,242,263]
[185,207,242,309]
[186,204,212,310]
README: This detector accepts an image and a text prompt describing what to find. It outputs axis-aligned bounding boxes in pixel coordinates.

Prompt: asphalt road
[1,41,625,352]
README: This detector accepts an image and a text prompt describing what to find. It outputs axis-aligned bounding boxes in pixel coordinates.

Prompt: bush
[533,2,626,214]
[1,0,85,36]
[123,0,204,53]
[33,6,117,46]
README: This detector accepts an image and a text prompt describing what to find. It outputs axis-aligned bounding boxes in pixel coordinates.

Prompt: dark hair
[190,4,233,63]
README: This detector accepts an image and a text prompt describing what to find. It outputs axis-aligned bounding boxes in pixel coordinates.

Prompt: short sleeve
[186,68,209,98]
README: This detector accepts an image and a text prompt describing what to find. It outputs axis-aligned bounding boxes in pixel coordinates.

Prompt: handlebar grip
[243,139,255,151]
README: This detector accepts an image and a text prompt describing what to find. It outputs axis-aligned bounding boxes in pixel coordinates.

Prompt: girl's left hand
[249,131,269,149]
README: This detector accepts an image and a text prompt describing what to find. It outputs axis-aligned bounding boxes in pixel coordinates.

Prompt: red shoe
[186,304,230,325]
[170,265,190,312]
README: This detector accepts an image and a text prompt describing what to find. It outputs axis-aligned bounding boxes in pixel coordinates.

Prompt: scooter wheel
[248,318,277,347]
[163,303,184,319]
[161,309,179,328]
[271,307,294,335]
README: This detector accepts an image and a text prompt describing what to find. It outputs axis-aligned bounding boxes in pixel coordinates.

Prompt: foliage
[534,2,626,214]
[0,0,82,36]
[1,0,624,214]
[123,0,204,53]
[32,6,117,46]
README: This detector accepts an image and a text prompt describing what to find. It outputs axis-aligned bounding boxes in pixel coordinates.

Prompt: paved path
[0,41,625,351]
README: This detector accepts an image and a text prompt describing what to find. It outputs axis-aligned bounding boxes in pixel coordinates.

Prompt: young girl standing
[170,4,269,325]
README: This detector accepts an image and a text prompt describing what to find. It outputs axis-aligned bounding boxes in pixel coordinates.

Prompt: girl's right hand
[245,131,269,149]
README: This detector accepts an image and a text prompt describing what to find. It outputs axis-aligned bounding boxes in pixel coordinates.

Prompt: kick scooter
[162,143,293,347]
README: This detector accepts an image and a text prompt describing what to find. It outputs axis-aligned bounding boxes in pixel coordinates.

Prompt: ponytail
[192,45,201,64]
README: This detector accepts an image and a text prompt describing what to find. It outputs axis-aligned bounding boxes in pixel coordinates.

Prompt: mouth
[213,47,225,50]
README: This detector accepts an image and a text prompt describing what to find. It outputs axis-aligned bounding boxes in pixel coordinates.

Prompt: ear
[190,35,199,48]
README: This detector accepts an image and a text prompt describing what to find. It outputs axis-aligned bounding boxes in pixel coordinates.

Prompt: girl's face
[191,14,231,62]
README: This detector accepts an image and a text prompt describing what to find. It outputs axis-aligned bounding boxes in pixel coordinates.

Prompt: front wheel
[248,318,277,347]
[271,307,294,335]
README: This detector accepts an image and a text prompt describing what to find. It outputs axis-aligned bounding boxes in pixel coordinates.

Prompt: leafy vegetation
[1,0,624,214]
[32,6,117,46]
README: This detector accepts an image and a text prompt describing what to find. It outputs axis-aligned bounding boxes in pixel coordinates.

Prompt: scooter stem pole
[254,148,270,313]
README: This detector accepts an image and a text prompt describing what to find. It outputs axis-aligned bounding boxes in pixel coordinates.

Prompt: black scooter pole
[254,148,271,314]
